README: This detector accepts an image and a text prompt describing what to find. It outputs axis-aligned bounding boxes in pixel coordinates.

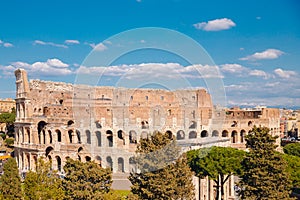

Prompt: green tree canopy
[129,131,195,200]
[239,126,295,200]
[282,153,300,188]
[284,143,300,157]
[0,113,15,125]
[0,158,22,200]
[63,158,112,200]
[23,157,65,200]
[187,146,245,200]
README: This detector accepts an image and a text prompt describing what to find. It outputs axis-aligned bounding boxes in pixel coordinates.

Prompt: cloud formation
[64,40,80,45]
[193,18,236,31]
[87,42,108,51]
[33,40,68,48]
[1,58,71,77]
[0,40,14,48]
[240,49,284,61]
[274,68,297,79]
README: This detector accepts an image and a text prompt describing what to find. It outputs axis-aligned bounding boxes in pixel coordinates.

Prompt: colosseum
[14,69,280,200]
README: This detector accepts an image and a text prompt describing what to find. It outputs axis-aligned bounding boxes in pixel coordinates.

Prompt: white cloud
[87,42,108,51]
[33,40,68,48]
[249,69,268,78]
[193,18,236,31]
[1,58,72,77]
[274,68,297,79]
[0,40,14,48]
[64,40,80,45]
[3,43,13,47]
[221,64,246,74]
[240,49,284,61]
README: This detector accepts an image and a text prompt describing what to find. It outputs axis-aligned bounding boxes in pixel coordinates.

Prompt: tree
[63,158,112,200]
[239,126,295,200]
[129,131,195,200]
[23,157,65,200]
[0,158,22,200]
[187,146,245,200]
[282,153,300,189]
[0,112,15,136]
[284,143,300,157]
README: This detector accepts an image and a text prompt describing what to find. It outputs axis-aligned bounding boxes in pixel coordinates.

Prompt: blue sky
[0,0,299,108]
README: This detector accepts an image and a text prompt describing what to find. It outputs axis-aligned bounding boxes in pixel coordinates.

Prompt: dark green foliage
[0,112,15,136]
[239,126,295,200]
[187,146,245,200]
[23,157,65,200]
[63,158,112,200]
[4,138,14,147]
[0,158,22,200]
[0,133,6,140]
[129,131,195,200]
[284,143,300,157]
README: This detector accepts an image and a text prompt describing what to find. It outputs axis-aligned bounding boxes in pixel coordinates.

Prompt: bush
[5,138,14,147]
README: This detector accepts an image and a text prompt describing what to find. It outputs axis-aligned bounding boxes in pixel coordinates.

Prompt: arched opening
[166,130,173,139]
[176,130,185,140]
[189,131,197,139]
[27,129,30,143]
[117,130,124,140]
[37,121,47,144]
[200,130,208,138]
[212,130,219,137]
[86,130,91,144]
[141,121,149,129]
[76,130,81,143]
[95,121,102,129]
[248,121,253,127]
[129,130,137,144]
[189,121,197,129]
[68,130,73,143]
[129,157,136,173]
[118,157,124,172]
[56,130,62,142]
[231,130,238,143]
[45,146,54,157]
[222,130,228,137]
[48,130,52,144]
[106,156,113,170]
[96,156,102,167]
[240,130,246,143]
[56,156,62,172]
[85,156,91,162]
[96,131,101,146]
[67,120,74,126]
[231,121,238,127]
[106,130,113,147]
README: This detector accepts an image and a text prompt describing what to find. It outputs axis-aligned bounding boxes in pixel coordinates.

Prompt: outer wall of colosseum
[14,69,281,200]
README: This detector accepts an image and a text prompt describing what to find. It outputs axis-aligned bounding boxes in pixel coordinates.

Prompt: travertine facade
[14,69,280,200]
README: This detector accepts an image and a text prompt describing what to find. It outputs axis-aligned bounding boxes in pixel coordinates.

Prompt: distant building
[0,98,16,133]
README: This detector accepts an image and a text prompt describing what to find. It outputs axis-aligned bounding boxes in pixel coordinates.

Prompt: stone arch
[86,130,91,144]
[55,156,62,172]
[56,129,62,142]
[118,157,124,172]
[106,156,113,170]
[222,130,229,137]
[68,130,73,143]
[176,130,185,140]
[189,121,197,129]
[248,121,253,127]
[37,121,47,144]
[212,130,219,137]
[240,129,246,143]
[27,129,30,143]
[45,146,54,157]
[129,130,137,143]
[85,156,91,162]
[106,130,113,147]
[48,130,52,144]
[117,130,124,140]
[76,130,81,143]
[200,130,208,138]
[95,131,101,146]
[141,121,149,129]
[166,130,173,139]
[231,130,238,143]
[67,120,74,126]
[96,156,102,167]
[231,121,238,127]
[189,131,197,139]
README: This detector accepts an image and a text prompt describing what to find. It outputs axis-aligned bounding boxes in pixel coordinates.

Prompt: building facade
[14,69,280,200]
